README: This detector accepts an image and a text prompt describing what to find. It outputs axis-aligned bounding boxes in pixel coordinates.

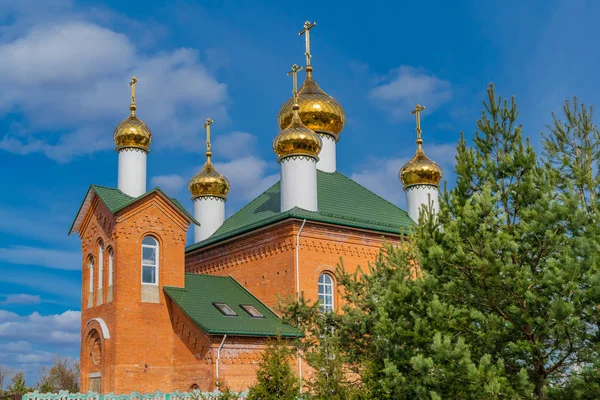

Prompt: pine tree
[415,85,600,398]
[7,372,29,395]
[283,85,600,399]
[247,337,300,400]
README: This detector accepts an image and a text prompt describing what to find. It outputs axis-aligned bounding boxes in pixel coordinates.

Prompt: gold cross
[410,104,426,141]
[129,76,138,104]
[287,64,303,100]
[298,21,316,67]
[204,118,214,154]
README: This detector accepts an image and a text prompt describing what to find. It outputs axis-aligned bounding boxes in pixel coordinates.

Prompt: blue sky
[1,0,600,385]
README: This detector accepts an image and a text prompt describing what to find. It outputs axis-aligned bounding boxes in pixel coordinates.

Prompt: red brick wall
[79,192,404,394]
[186,219,403,313]
[79,193,190,394]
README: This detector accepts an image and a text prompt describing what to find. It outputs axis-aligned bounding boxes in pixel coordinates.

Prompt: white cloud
[212,131,258,160]
[0,308,80,384]
[215,156,278,202]
[0,246,80,270]
[0,340,32,353]
[151,174,186,194]
[0,204,73,244]
[0,310,80,346]
[0,18,228,162]
[369,66,452,120]
[0,294,41,305]
[161,132,279,205]
[351,143,458,208]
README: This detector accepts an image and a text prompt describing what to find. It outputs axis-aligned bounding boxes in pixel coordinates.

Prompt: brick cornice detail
[186,220,403,273]
[188,235,295,274]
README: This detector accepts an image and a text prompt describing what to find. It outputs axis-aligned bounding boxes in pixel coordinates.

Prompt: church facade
[70,21,443,394]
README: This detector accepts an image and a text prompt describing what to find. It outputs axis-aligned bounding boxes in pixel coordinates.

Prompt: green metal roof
[164,274,302,337]
[69,185,198,234]
[186,171,412,251]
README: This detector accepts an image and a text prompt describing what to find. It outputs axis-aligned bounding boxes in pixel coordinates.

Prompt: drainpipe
[296,219,306,301]
[216,334,227,390]
[295,219,306,392]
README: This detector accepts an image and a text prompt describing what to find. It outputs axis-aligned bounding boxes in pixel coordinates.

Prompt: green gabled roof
[186,171,412,251]
[164,274,301,338]
[69,185,198,234]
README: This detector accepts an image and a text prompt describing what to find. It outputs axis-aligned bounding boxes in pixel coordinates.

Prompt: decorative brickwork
[186,219,403,312]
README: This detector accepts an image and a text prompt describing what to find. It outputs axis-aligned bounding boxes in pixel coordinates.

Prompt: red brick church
[69,22,443,394]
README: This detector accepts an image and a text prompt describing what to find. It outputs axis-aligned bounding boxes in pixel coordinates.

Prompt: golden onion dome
[114,77,152,152]
[189,118,230,200]
[400,144,442,187]
[277,66,345,139]
[113,104,152,152]
[188,156,230,200]
[273,101,322,161]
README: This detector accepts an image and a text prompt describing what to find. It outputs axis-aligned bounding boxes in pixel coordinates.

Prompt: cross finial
[204,118,214,157]
[129,76,138,115]
[298,21,316,67]
[410,104,426,146]
[287,64,303,102]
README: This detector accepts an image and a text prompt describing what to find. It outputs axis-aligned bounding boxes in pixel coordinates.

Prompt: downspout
[296,219,307,392]
[216,334,227,390]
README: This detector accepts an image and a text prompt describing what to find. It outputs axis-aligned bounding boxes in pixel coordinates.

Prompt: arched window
[97,241,104,291]
[88,256,94,308]
[318,273,334,313]
[142,236,158,285]
[107,248,114,287]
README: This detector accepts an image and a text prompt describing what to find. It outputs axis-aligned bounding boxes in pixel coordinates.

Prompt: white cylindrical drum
[193,197,226,242]
[280,157,318,212]
[118,149,147,197]
[316,134,336,173]
[406,184,439,223]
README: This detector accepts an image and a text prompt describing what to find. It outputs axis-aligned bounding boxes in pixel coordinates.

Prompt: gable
[164,274,301,338]
[186,171,413,251]
[70,185,198,235]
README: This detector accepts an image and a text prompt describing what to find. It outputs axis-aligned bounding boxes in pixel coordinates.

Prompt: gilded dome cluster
[399,145,443,187]
[273,101,322,160]
[277,66,346,139]
[113,104,153,152]
[188,156,230,200]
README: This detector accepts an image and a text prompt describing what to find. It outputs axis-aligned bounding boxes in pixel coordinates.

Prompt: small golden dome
[277,67,345,139]
[400,145,442,187]
[188,157,230,200]
[273,102,322,160]
[113,105,152,152]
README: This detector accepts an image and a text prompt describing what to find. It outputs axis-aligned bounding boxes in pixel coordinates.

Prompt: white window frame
[108,248,114,287]
[89,257,94,294]
[318,273,334,313]
[98,241,104,290]
[141,236,159,286]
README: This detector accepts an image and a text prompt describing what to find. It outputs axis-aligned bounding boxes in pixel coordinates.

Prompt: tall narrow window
[142,236,158,285]
[318,273,334,313]
[108,248,114,287]
[89,257,94,294]
[97,241,104,291]
[88,256,94,308]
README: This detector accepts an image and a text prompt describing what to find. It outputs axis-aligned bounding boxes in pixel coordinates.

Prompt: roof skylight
[240,304,264,318]
[213,302,237,316]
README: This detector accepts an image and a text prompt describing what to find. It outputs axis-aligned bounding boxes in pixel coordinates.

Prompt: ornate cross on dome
[411,104,426,144]
[287,64,303,101]
[204,117,214,156]
[299,21,316,67]
[129,76,138,103]
[129,76,138,115]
